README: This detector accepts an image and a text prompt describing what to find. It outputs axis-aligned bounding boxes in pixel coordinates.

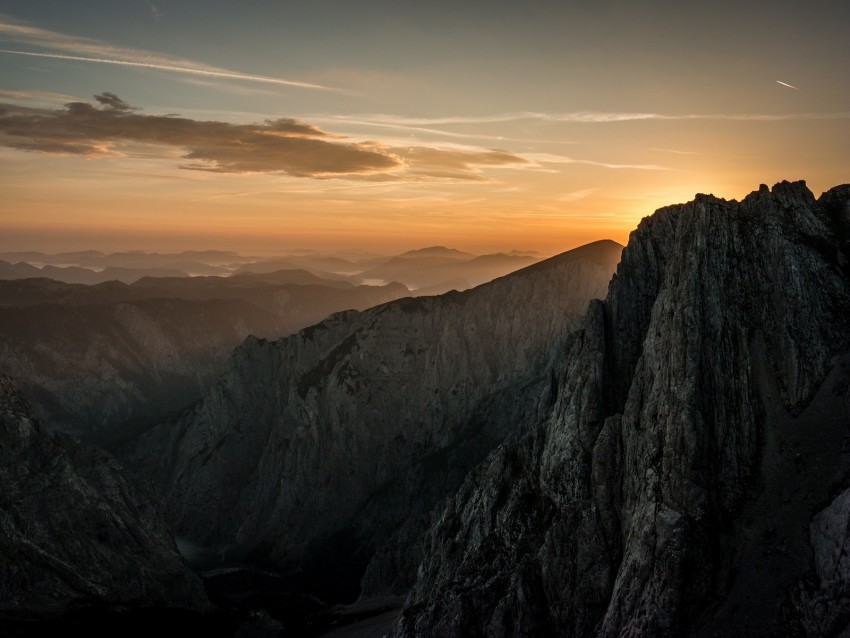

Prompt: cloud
[389,146,529,181]
[0,13,343,93]
[94,92,134,111]
[521,152,669,171]
[0,95,399,177]
[0,88,78,105]
[650,147,697,155]
[0,94,534,181]
[309,115,575,145]
[336,110,850,126]
[557,188,597,202]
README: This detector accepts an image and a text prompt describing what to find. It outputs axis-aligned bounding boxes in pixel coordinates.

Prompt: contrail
[776,80,800,90]
[0,48,345,93]
[145,0,163,21]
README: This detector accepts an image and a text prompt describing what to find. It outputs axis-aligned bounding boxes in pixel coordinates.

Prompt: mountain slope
[357,249,536,291]
[394,181,850,637]
[0,278,409,442]
[0,297,286,442]
[0,377,206,615]
[134,239,622,601]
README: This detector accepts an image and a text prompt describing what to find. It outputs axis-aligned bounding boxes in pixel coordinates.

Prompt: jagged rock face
[0,377,206,614]
[135,241,622,600]
[395,181,850,637]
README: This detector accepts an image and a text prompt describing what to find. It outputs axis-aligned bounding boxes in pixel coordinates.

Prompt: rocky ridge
[0,376,206,615]
[0,279,408,443]
[394,181,850,637]
[135,240,623,601]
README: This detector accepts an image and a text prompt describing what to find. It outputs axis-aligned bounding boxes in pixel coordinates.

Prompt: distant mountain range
[357,248,537,291]
[0,245,542,292]
[0,243,545,443]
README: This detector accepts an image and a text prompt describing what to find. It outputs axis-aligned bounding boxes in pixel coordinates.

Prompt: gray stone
[0,376,206,614]
[395,181,850,637]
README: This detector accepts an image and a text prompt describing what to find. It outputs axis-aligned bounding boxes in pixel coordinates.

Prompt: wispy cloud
[557,188,598,202]
[0,13,344,93]
[522,152,670,171]
[310,115,575,145]
[391,146,529,181]
[336,110,850,126]
[0,88,78,105]
[0,49,344,93]
[650,148,697,155]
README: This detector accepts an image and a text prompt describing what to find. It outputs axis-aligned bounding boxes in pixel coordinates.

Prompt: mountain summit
[394,181,850,637]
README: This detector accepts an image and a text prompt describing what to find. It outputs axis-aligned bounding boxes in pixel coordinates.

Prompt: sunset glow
[1,0,848,255]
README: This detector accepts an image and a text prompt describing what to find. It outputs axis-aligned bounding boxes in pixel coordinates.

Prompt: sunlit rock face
[0,376,206,614]
[135,240,622,600]
[394,181,850,637]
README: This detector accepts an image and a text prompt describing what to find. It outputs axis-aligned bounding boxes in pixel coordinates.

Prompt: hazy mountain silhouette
[357,248,537,290]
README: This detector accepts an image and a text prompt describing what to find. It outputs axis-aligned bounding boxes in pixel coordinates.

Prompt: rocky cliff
[0,376,206,616]
[393,181,850,637]
[134,240,622,601]
[0,279,407,444]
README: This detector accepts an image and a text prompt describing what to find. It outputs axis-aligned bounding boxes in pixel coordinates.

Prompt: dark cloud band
[0,94,398,177]
[0,93,529,180]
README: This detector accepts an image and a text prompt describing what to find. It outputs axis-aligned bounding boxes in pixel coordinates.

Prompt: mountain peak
[397,246,472,259]
[395,181,850,637]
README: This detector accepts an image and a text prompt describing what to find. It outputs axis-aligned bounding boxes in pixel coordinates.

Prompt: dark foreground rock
[394,181,850,637]
[0,376,207,618]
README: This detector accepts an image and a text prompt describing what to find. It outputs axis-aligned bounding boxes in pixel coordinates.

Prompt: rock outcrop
[0,376,206,615]
[394,181,850,637]
[134,240,622,601]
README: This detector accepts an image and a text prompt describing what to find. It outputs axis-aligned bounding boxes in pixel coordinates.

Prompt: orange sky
[1,2,848,256]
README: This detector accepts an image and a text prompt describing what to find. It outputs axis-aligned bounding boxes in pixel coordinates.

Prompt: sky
[0,0,848,256]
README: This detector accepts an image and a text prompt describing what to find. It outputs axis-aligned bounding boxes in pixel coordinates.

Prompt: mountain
[132,239,622,602]
[0,277,409,442]
[357,249,537,291]
[396,246,474,259]
[44,265,191,284]
[0,262,192,285]
[0,298,286,442]
[233,259,349,281]
[275,254,373,274]
[0,260,42,279]
[0,377,206,616]
[393,181,850,637]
